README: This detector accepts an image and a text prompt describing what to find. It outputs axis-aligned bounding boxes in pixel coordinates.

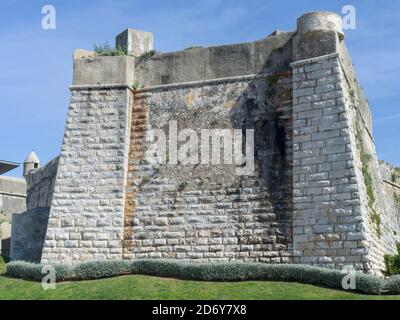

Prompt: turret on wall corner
[23,151,41,178]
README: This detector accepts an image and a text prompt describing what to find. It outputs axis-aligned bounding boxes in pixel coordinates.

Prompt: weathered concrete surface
[0,176,26,257]
[10,208,50,262]
[116,28,153,57]
[73,55,135,86]
[73,49,96,60]
[135,32,294,87]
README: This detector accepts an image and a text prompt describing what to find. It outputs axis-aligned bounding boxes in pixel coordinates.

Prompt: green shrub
[139,50,159,59]
[73,260,131,280]
[394,194,400,207]
[354,273,383,295]
[385,275,400,293]
[384,243,400,276]
[53,264,74,281]
[5,260,383,295]
[184,46,203,50]
[93,42,127,56]
[132,260,183,278]
[6,261,43,281]
[392,168,400,184]
[131,81,142,90]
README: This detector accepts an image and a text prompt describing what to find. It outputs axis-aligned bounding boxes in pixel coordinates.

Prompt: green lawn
[1,257,399,300]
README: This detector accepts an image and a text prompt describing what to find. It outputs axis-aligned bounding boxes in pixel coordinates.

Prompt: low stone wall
[26,156,59,210]
[10,208,50,262]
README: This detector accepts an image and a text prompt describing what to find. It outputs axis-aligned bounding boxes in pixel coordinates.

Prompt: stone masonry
[41,87,132,264]
[10,11,400,275]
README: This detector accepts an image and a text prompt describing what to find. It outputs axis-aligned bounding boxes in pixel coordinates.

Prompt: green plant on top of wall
[139,50,159,59]
[184,46,203,50]
[93,42,127,56]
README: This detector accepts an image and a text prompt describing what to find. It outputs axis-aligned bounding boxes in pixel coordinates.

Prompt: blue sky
[0,0,399,177]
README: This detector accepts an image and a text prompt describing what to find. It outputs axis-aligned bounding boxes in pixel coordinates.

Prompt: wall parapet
[134,72,292,93]
[290,53,339,67]
[69,83,133,91]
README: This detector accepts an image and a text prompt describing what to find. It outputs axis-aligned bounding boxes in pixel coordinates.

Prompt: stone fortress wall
[11,11,400,275]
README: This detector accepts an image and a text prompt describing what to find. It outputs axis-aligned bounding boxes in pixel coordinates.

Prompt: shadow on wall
[1,238,10,259]
[227,37,294,254]
[10,208,50,263]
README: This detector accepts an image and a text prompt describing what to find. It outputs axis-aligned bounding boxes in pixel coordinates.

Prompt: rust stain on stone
[123,91,148,259]
[223,100,236,110]
[184,92,194,108]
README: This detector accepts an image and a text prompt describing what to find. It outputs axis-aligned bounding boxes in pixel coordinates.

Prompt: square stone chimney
[115,28,153,57]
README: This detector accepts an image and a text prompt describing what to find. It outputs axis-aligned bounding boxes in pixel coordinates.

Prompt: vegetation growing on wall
[140,50,159,59]
[392,168,400,184]
[266,75,279,98]
[139,176,150,187]
[93,42,127,56]
[394,194,400,208]
[384,243,400,276]
[266,75,279,87]
[178,182,188,192]
[356,127,381,238]
[272,46,284,55]
[390,167,400,208]
[184,46,203,50]
[131,81,142,90]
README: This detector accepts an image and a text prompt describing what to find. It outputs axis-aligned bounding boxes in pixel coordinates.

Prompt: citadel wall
[10,11,398,275]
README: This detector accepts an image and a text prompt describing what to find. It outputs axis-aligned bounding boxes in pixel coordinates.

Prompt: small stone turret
[297,11,344,40]
[23,151,41,177]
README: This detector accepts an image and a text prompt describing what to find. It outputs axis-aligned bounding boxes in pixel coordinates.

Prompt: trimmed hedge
[6,260,383,295]
[384,275,400,294]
